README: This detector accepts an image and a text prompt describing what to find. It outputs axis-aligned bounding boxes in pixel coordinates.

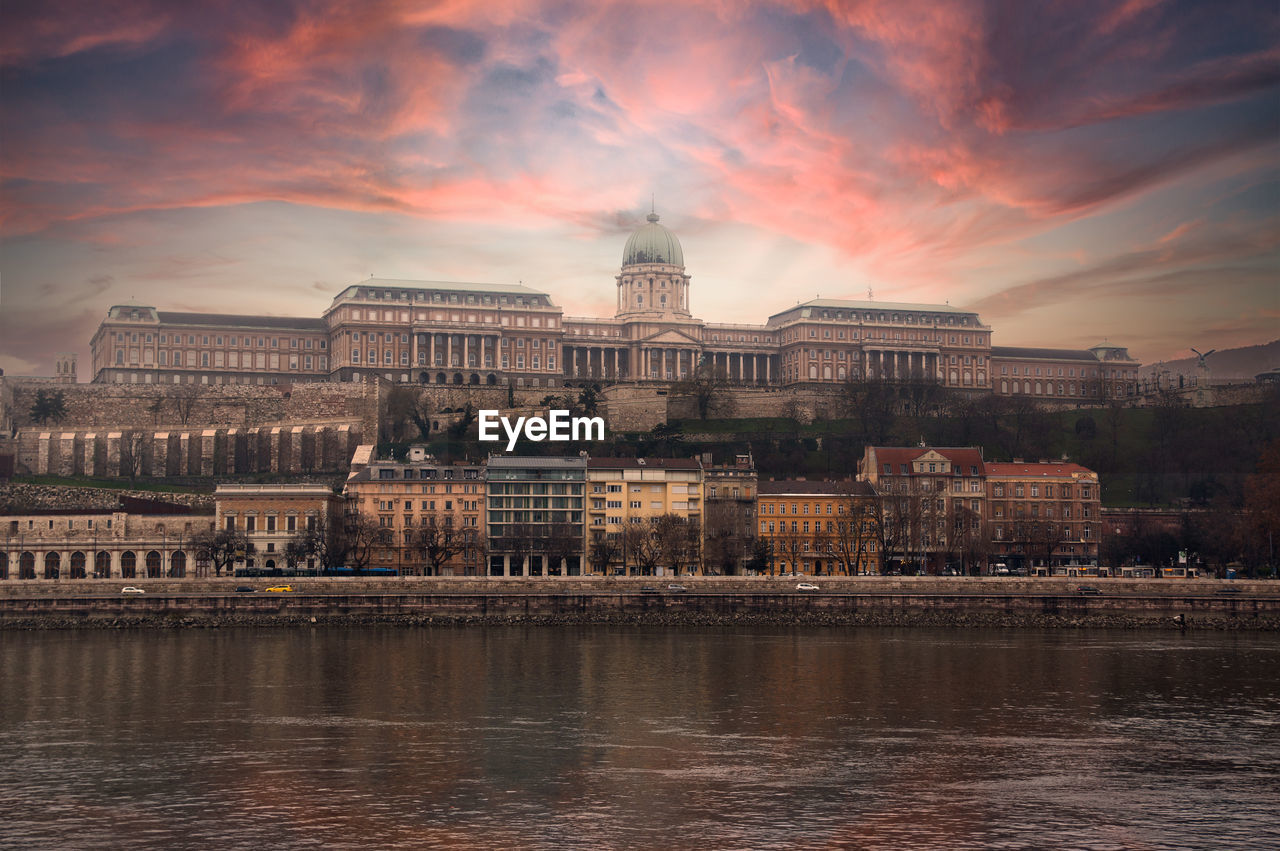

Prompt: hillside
[1157,339,1280,380]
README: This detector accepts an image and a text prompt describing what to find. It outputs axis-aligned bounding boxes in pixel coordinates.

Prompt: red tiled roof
[759,480,875,496]
[869,446,986,473]
[984,462,1096,477]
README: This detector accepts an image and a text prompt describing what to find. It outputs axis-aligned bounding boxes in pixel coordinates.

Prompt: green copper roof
[622,212,684,267]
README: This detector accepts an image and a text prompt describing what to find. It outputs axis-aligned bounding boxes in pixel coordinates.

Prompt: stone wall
[14,423,365,478]
[0,483,215,512]
[6,377,379,433]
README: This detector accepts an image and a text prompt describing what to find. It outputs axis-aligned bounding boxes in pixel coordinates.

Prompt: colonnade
[0,545,202,580]
[413,332,499,371]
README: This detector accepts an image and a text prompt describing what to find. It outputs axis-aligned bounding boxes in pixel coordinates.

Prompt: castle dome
[622,212,684,267]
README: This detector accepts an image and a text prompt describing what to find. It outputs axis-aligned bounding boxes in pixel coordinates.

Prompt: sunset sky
[1,0,1277,377]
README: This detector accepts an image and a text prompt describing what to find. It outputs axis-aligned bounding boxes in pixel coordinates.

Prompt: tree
[193,527,253,577]
[1243,440,1280,578]
[170,383,202,426]
[119,431,145,481]
[541,521,583,576]
[589,534,621,576]
[412,517,467,576]
[382,385,419,443]
[622,524,661,576]
[841,377,896,445]
[28,389,68,425]
[345,515,380,572]
[744,537,773,575]
[147,395,166,425]
[704,500,754,576]
[671,360,734,420]
[284,535,310,570]
[654,514,700,576]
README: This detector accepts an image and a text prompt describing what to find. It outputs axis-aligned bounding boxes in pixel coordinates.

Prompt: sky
[1,0,1277,377]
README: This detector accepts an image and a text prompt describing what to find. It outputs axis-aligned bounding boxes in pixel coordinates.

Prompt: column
[463,335,470,370]
[428,334,435,368]
[766,356,771,384]
[412,333,419,368]
[446,336,453,369]
[613,349,619,379]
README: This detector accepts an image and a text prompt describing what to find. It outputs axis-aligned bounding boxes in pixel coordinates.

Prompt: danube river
[2,627,1277,849]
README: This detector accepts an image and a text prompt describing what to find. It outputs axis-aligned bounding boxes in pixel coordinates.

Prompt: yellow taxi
[264,585,294,593]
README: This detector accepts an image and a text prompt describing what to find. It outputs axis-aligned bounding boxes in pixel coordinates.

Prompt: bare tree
[541,521,583,576]
[622,523,662,576]
[654,514,700,576]
[193,527,253,577]
[671,360,735,419]
[413,517,466,576]
[589,533,621,576]
[170,383,202,426]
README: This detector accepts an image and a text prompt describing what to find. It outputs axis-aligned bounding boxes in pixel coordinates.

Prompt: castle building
[88,212,1140,399]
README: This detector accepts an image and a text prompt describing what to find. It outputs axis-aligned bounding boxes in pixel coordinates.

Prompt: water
[1,627,1277,849]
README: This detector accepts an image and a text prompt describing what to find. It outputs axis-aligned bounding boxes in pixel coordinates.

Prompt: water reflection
[1,628,1277,849]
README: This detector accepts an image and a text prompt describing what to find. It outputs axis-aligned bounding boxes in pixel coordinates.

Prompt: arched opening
[468,373,479,385]
[265,559,276,570]
[436,372,446,384]
[170,550,186,578]
[486,373,497,385]
[451,372,463,385]
[419,372,430,384]
[822,365,832,380]
[70,551,87,579]
[95,551,111,578]
[808,365,817,380]
[0,553,8,580]
[120,551,137,579]
[44,551,61,579]
[146,550,162,578]
[20,552,36,579]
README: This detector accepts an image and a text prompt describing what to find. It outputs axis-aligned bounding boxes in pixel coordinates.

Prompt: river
[1,627,1277,849]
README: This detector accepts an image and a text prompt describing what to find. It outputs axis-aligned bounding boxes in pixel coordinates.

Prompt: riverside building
[88,213,1140,400]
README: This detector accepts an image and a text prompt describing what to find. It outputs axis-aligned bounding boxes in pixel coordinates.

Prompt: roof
[868,446,986,473]
[1,496,200,517]
[984,462,1097,478]
[346,463,484,483]
[587,457,701,470]
[622,212,684,266]
[991,346,1099,362]
[758,480,875,496]
[334,278,549,298]
[768,299,976,322]
[156,311,326,332]
[487,456,588,469]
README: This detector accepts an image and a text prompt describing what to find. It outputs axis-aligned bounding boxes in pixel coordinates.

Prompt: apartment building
[985,462,1101,572]
[859,446,989,573]
[485,455,587,576]
[342,447,485,575]
[757,480,879,575]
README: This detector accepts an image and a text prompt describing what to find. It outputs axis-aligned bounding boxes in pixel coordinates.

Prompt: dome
[622,212,684,267]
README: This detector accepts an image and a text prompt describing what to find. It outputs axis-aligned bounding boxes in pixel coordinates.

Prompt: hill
[1157,339,1280,380]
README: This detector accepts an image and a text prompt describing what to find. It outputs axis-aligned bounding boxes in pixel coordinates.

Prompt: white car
[121,587,145,594]
[796,582,820,591]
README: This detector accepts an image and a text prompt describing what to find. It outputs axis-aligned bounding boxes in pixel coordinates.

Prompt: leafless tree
[622,524,661,576]
[589,533,621,576]
[193,527,253,577]
[170,383,202,426]
[413,516,467,576]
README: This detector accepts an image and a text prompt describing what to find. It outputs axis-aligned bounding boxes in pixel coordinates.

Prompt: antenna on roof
[651,194,655,214]
[867,287,874,301]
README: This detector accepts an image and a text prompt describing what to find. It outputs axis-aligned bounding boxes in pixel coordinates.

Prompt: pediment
[641,328,702,346]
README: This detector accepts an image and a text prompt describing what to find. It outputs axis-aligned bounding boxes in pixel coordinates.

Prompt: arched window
[146,551,162,577]
[120,551,137,579]
[44,552,61,579]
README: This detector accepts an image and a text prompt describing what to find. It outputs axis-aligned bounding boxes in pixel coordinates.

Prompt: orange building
[342,446,485,575]
[756,480,879,576]
[985,462,1101,573]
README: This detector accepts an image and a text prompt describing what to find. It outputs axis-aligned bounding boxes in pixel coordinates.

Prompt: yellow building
[586,457,703,575]
[757,480,880,576]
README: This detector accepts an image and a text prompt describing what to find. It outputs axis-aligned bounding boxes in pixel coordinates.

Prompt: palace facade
[89,213,1141,401]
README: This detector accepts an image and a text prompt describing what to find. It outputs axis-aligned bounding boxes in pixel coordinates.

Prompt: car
[796,582,820,591]
[121,586,145,594]
[1216,586,1242,594]
[667,583,688,592]
[1076,585,1103,596]
[639,586,660,594]
[235,586,256,593]
[264,585,294,593]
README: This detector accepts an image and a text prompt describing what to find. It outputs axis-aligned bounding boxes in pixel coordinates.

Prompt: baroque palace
[89,212,1140,401]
